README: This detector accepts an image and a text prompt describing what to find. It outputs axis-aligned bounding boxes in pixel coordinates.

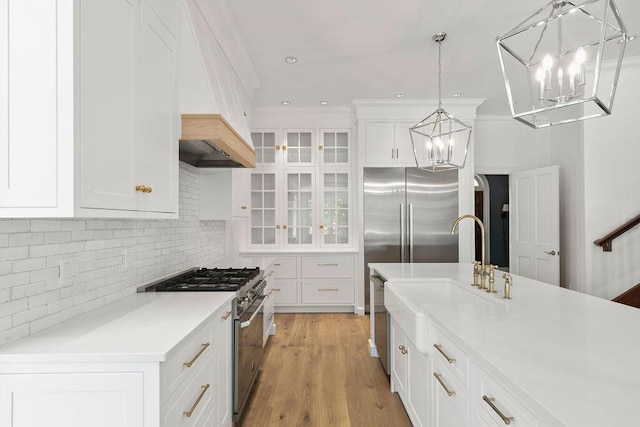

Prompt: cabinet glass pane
[322,131,349,164]
[321,172,350,246]
[286,172,314,246]
[252,132,277,165]
[285,131,313,164]
[250,172,277,246]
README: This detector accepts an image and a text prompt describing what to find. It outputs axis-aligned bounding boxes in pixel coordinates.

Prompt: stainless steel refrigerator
[364,167,459,309]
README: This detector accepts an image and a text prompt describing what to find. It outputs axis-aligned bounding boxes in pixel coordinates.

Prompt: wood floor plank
[240,313,412,427]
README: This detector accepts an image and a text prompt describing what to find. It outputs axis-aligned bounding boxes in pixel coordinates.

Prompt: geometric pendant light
[497,0,631,128]
[410,33,472,172]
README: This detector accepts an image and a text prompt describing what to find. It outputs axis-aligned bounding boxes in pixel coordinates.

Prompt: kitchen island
[369,263,640,427]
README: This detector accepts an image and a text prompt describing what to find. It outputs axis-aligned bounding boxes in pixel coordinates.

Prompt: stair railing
[594,214,640,252]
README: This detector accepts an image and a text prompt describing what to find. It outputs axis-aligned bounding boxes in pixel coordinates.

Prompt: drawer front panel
[430,322,470,389]
[163,354,216,427]
[301,280,354,304]
[272,257,297,279]
[301,256,354,278]
[272,280,298,305]
[163,320,214,401]
[477,368,538,427]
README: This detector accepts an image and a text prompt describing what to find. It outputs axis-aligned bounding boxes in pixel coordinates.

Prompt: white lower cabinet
[388,315,544,427]
[245,253,357,311]
[0,302,233,427]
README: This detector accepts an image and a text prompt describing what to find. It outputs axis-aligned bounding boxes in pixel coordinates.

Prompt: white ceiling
[228,0,640,115]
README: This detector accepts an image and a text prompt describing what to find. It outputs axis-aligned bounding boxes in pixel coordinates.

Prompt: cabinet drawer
[272,257,297,279]
[430,322,470,389]
[162,320,214,401]
[301,280,354,304]
[477,368,538,427]
[272,280,298,305]
[163,353,216,427]
[301,256,354,278]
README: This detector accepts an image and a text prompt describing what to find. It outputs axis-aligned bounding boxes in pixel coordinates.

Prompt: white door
[510,165,560,285]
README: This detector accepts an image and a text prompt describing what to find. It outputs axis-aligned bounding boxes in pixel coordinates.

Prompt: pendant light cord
[438,39,442,110]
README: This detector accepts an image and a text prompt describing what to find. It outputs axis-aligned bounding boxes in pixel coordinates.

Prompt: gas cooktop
[145,267,262,292]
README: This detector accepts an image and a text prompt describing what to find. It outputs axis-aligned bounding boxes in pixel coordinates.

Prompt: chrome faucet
[451,214,487,288]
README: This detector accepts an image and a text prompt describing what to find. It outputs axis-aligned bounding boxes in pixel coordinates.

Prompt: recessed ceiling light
[281,100,291,106]
[395,93,405,98]
[452,93,461,97]
[319,100,329,105]
[285,56,298,64]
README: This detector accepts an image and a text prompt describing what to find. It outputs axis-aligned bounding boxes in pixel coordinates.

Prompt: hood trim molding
[180,114,256,168]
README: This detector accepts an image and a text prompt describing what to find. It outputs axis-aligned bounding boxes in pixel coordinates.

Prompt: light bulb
[426,141,433,160]
[536,66,545,100]
[575,47,586,65]
[536,67,545,82]
[568,63,578,96]
[542,54,553,71]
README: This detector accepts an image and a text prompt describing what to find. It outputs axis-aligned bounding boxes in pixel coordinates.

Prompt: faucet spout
[451,214,486,269]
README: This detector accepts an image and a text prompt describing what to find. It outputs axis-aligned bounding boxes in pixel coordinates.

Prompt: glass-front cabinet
[249,128,352,249]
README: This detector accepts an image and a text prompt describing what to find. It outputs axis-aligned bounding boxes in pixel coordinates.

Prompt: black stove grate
[152,267,260,292]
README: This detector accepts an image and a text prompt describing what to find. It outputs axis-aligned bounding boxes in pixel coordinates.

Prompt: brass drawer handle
[317,263,339,266]
[273,288,281,292]
[433,372,455,397]
[135,185,146,192]
[482,395,515,425]
[318,288,339,292]
[398,345,408,355]
[433,343,456,364]
[274,263,281,266]
[183,384,210,417]
[240,205,247,210]
[275,145,281,150]
[221,311,232,320]
[183,342,210,368]
[318,145,324,150]
[144,186,152,193]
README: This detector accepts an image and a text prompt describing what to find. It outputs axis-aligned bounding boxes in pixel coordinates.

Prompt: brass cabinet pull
[319,225,325,229]
[317,263,338,266]
[318,288,339,292]
[275,225,281,229]
[433,343,456,364]
[135,185,146,192]
[274,263,281,266]
[221,311,232,320]
[273,288,281,292]
[318,145,324,150]
[144,186,152,193]
[240,205,247,210]
[482,395,515,425]
[398,345,408,355]
[183,384,210,417]
[282,145,287,151]
[283,225,288,229]
[433,372,455,396]
[183,343,210,368]
[275,145,281,150]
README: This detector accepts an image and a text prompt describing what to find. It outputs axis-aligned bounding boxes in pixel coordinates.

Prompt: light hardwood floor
[240,313,412,427]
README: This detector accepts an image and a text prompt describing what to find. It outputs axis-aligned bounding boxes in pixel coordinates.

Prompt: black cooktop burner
[150,267,261,292]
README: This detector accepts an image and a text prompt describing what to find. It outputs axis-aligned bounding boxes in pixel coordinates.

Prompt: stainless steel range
[143,267,268,423]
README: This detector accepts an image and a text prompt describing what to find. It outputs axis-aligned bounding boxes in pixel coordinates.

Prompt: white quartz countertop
[370,263,640,427]
[0,292,234,364]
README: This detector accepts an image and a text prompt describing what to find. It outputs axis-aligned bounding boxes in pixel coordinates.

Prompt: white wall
[583,58,640,299]
[0,163,226,346]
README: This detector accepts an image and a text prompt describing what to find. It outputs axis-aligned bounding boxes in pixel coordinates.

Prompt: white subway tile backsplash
[0,163,226,347]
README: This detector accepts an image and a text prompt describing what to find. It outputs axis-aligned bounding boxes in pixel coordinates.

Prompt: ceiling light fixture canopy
[497,0,630,129]
[409,32,472,172]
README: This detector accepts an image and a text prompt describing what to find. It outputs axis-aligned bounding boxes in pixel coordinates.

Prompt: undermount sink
[385,278,499,353]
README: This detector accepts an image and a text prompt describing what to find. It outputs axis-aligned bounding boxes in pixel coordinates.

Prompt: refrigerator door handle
[400,203,406,262]
[408,203,414,263]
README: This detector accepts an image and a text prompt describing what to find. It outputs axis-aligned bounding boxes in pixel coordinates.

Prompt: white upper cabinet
[200,168,250,220]
[283,129,315,166]
[364,122,418,166]
[0,0,180,218]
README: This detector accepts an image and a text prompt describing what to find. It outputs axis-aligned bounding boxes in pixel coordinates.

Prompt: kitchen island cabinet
[370,263,640,427]
[0,292,234,427]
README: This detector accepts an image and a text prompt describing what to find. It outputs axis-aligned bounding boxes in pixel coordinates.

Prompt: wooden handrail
[594,214,640,252]
[612,283,640,309]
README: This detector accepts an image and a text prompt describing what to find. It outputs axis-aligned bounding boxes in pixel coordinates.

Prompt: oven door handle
[239,295,268,329]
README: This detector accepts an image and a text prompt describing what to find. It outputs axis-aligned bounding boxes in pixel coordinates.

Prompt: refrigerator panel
[406,168,459,263]
[363,168,406,312]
